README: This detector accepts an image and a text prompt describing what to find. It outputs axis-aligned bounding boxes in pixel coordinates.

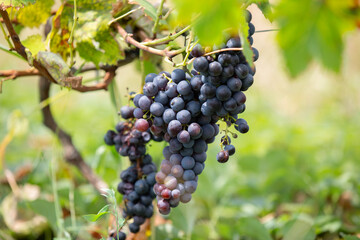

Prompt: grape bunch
[104,106,158,238]
[105,9,258,218]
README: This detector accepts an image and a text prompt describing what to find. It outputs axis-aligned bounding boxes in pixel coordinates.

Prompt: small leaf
[16,0,54,27]
[0,0,36,10]
[83,212,110,222]
[129,0,157,20]
[36,51,71,82]
[97,204,110,214]
[22,34,45,55]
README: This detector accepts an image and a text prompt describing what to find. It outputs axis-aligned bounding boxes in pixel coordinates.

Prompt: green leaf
[0,0,35,10]
[237,217,272,240]
[275,0,356,77]
[83,212,109,222]
[16,0,54,27]
[238,15,253,67]
[255,1,273,21]
[28,199,57,231]
[281,216,316,240]
[36,51,71,81]
[22,34,45,55]
[129,0,157,20]
[172,0,247,46]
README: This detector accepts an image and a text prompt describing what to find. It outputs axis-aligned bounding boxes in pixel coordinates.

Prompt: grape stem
[68,0,78,67]
[108,6,143,26]
[152,0,166,36]
[141,25,191,46]
[114,22,185,58]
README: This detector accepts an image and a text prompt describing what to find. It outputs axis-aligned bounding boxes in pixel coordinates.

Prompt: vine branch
[0,9,57,84]
[114,23,183,59]
[39,76,108,194]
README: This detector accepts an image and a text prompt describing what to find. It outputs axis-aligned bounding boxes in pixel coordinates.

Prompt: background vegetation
[0,0,360,240]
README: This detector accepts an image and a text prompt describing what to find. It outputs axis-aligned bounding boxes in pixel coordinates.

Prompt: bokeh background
[1,4,360,240]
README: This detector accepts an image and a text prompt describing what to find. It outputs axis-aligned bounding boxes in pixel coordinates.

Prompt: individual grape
[235,119,249,133]
[190,75,203,91]
[133,216,146,225]
[201,102,214,116]
[127,191,139,202]
[165,82,178,98]
[193,162,204,175]
[171,189,181,198]
[163,108,176,124]
[201,124,215,140]
[227,77,242,92]
[120,106,134,119]
[252,47,259,61]
[193,57,209,72]
[146,172,156,185]
[160,159,172,174]
[186,101,201,117]
[181,156,195,170]
[206,98,222,111]
[208,61,223,76]
[170,154,182,165]
[224,144,235,156]
[135,119,149,132]
[184,180,198,193]
[153,116,164,127]
[176,110,191,124]
[154,91,169,105]
[164,176,178,190]
[235,64,249,79]
[180,193,192,203]
[135,179,149,195]
[153,75,168,90]
[169,138,182,152]
[142,163,157,175]
[246,9,252,22]
[161,188,172,199]
[241,74,254,91]
[218,53,232,66]
[171,69,186,84]
[193,152,206,163]
[233,91,246,105]
[133,108,144,119]
[145,73,157,83]
[155,171,166,184]
[216,85,232,101]
[129,222,140,233]
[157,199,170,212]
[221,65,235,78]
[143,82,158,97]
[177,130,191,144]
[167,120,182,137]
[216,150,229,163]
[182,91,194,102]
[182,170,196,181]
[170,97,185,112]
[139,97,153,112]
[177,80,192,95]
[171,164,184,178]
[248,36,254,45]
[104,130,116,145]
[200,83,217,99]
[191,44,204,57]
[163,146,172,159]
[150,102,165,117]
[224,98,237,112]
[248,22,255,36]
[193,139,207,153]
[226,37,241,48]
[188,123,202,139]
